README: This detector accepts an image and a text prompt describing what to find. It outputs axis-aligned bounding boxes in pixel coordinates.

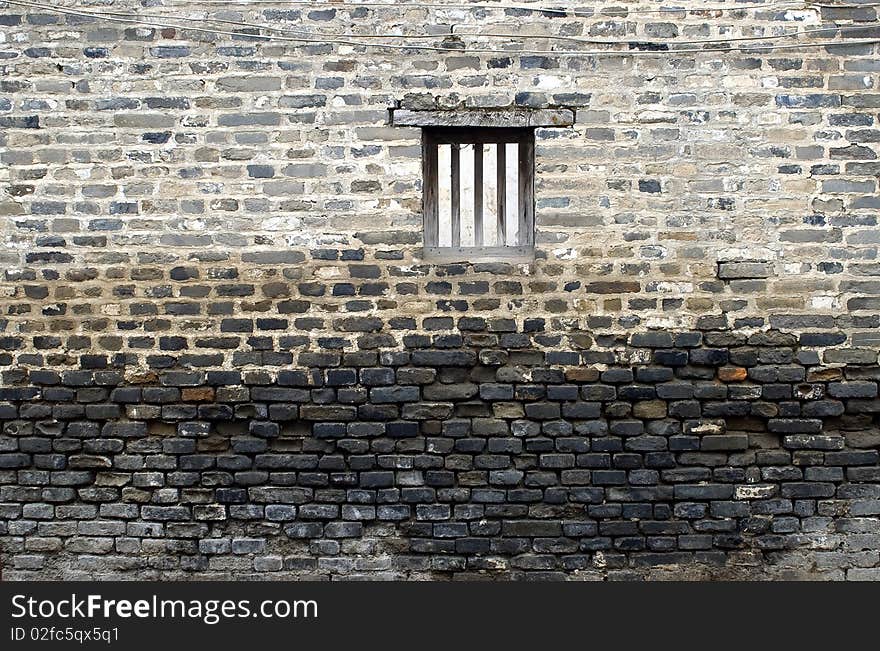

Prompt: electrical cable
[154,0,880,17]
[59,2,880,48]
[2,0,878,56]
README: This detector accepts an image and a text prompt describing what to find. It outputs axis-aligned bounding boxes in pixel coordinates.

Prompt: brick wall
[1,1,879,580]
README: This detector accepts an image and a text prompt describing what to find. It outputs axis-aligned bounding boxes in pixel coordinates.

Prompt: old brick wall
[1,1,879,580]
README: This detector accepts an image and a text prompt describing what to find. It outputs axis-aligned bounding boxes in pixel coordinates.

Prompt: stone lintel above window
[391,108,574,128]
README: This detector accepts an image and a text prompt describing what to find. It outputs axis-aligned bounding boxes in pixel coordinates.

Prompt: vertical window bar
[506,142,519,245]
[450,144,461,247]
[518,137,534,246]
[496,142,506,247]
[473,143,483,247]
[423,136,439,247]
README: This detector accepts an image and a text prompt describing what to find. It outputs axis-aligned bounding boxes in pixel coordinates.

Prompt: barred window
[422,128,535,262]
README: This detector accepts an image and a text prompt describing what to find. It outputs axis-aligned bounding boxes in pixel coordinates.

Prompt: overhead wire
[30,1,880,48]
[153,0,880,17]
[2,0,879,56]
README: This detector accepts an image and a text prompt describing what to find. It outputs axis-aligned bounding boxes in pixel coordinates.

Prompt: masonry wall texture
[1,1,880,580]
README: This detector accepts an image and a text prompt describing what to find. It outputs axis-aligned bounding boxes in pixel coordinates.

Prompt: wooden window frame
[422,127,535,263]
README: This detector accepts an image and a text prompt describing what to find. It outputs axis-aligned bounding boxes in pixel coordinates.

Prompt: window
[422,128,534,262]
[392,105,574,262]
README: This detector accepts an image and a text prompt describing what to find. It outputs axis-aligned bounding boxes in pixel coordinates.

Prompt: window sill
[420,246,535,264]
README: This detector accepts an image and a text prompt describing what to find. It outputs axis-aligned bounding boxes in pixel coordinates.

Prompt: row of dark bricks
[3,454,878,493]
[1,418,877,470]
[2,335,879,370]
[1,333,879,379]
[2,457,877,554]
[3,481,870,514]
[2,475,876,556]
[4,438,880,556]
[5,349,879,373]
[2,320,878,344]
[0,387,878,424]
[1,373,878,399]
[1,360,879,425]
[0,517,866,559]
[0,550,814,577]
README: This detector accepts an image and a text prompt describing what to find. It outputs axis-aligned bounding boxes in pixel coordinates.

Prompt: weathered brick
[0,3,876,583]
